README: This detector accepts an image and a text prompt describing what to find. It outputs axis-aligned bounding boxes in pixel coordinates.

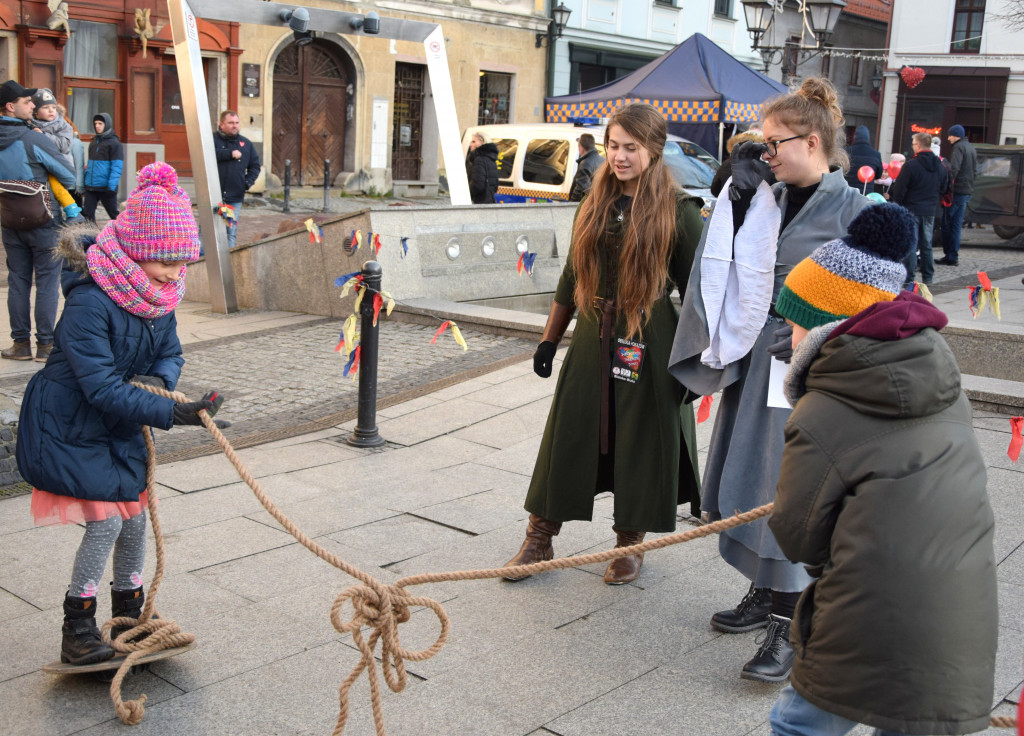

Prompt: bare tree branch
[990,0,1024,32]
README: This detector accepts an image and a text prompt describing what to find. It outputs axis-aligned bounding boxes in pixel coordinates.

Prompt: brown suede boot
[604,527,646,585]
[503,514,562,581]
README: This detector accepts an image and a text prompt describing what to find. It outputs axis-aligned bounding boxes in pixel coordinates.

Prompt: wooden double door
[272,41,347,186]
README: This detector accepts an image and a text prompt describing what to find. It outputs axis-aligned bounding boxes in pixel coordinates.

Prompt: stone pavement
[0,224,1021,735]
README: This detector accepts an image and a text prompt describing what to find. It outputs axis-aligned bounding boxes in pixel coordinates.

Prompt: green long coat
[525,193,704,533]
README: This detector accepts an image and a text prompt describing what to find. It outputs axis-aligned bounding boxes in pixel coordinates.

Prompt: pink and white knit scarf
[86,230,186,319]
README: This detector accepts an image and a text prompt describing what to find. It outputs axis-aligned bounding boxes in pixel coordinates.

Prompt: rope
[113,384,1015,734]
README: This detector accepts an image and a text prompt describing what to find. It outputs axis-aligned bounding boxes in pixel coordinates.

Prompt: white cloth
[699,178,781,369]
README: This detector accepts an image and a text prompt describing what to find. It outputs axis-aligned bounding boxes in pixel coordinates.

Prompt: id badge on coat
[612,337,646,384]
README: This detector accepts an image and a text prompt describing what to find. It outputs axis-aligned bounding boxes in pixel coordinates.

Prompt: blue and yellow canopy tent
[545,33,788,159]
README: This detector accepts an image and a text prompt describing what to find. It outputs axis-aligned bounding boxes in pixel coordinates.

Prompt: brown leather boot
[1,340,31,360]
[604,527,646,585]
[503,514,562,581]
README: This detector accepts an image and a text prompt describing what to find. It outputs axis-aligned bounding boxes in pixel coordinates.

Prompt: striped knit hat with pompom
[774,203,915,330]
[108,161,200,262]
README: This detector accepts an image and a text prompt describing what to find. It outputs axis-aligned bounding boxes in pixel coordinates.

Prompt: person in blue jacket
[17,163,224,666]
[214,110,261,249]
[82,112,123,222]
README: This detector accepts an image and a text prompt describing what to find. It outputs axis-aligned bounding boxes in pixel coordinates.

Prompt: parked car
[461,123,719,205]
[966,143,1024,240]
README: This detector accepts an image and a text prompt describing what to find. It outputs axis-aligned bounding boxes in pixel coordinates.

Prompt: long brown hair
[572,103,678,339]
[760,77,848,171]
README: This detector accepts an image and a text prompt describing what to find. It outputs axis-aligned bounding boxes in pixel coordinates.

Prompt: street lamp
[740,0,846,73]
[536,2,572,48]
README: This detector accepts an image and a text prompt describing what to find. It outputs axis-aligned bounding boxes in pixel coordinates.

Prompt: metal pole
[347,260,386,448]
[323,159,331,213]
[167,0,238,313]
[283,159,291,213]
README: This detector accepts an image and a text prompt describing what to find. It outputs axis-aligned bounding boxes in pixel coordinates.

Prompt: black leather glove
[729,141,771,192]
[130,374,166,390]
[533,340,557,378]
[172,399,215,426]
[766,324,794,364]
[172,390,224,426]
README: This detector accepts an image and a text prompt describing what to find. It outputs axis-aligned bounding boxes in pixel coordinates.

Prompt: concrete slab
[0,494,34,536]
[161,516,295,576]
[244,487,399,538]
[0,587,36,623]
[154,483,265,535]
[363,398,506,447]
[324,513,474,569]
[449,397,550,449]
[462,371,566,410]
[0,667,184,736]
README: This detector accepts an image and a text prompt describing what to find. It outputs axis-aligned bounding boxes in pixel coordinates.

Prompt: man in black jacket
[214,110,261,248]
[938,123,977,266]
[843,125,882,190]
[0,80,76,362]
[890,132,950,285]
[569,133,604,201]
[467,131,498,204]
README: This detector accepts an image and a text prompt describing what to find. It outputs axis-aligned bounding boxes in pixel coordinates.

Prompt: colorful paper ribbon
[431,320,468,351]
[349,229,361,253]
[517,251,538,276]
[343,345,361,379]
[401,237,409,258]
[304,218,323,244]
[214,203,236,222]
[968,271,1001,319]
[911,282,933,302]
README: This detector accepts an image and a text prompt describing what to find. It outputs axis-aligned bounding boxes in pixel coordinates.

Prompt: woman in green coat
[503,103,703,585]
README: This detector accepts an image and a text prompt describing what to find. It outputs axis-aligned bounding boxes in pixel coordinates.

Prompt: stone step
[961,374,1024,416]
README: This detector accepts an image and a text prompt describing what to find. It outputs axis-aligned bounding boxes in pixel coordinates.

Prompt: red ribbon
[372,293,383,326]
[1009,416,1023,463]
[697,395,713,424]
[978,270,993,291]
[431,320,450,344]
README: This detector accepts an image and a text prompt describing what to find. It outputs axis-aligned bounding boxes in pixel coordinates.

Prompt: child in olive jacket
[768,203,996,735]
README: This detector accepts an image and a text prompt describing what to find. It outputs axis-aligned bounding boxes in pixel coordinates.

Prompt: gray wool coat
[772,317,997,735]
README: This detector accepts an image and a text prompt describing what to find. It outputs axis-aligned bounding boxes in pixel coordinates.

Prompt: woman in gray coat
[670,78,868,682]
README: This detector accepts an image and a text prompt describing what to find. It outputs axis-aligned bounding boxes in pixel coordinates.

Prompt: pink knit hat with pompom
[105,162,200,262]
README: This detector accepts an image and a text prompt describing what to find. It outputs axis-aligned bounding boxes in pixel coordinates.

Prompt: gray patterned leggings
[68,511,147,598]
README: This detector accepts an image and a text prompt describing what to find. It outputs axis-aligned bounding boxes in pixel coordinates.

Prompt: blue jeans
[2,223,60,344]
[224,199,242,250]
[943,193,970,262]
[770,686,910,736]
[903,214,934,285]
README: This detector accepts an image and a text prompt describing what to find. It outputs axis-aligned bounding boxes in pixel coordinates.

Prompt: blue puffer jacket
[84,113,123,192]
[16,226,182,502]
[0,116,75,188]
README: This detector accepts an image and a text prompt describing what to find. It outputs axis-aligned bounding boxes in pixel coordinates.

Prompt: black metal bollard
[322,159,331,213]
[283,159,292,213]
[347,260,386,448]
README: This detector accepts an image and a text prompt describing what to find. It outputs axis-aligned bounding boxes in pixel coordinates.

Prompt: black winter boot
[740,614,795,682]
[61,595,115,666]
[711,582,772,633]
[111,585,152,640]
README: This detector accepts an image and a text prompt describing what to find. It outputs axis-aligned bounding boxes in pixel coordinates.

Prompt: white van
[461,123,719,205]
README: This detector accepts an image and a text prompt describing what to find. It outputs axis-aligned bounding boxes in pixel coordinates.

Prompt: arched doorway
[272,40,348,186]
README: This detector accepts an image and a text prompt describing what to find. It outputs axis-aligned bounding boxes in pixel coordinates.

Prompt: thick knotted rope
[120,384,1015,734]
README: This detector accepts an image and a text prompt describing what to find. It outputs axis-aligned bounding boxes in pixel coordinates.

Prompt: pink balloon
[887,161,903,180]
[857,165,875,183]
[881,161,889,172]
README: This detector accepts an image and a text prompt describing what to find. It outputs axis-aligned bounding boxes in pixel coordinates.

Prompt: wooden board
[42,642,195,674]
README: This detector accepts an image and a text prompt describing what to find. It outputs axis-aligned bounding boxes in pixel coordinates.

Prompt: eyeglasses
[764,134,808,157]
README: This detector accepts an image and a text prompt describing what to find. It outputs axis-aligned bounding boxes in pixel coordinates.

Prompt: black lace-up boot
[711,582,772,633]
[740,614,795,682]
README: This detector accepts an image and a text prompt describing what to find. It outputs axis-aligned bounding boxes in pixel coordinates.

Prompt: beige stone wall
[234,1,547,191]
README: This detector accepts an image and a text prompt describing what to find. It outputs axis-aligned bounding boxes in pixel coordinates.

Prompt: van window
[493,138,518,182]
[524,138,570,185]
[663,142,716,189]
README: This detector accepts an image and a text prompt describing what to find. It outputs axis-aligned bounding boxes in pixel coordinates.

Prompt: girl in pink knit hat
[16,162,225,666]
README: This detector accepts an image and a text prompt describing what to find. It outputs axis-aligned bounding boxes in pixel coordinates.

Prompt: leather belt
[594,296,616,455]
